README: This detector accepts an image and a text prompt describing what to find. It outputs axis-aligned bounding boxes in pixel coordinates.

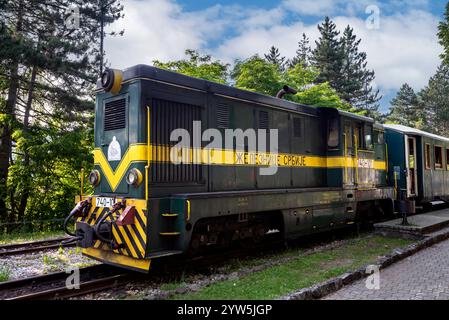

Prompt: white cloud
[283,0,380,17]
[104,0,442,106]
[104,0,234,68]
[333,10,441,90]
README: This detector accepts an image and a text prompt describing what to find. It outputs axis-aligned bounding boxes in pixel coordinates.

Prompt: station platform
[374,208,449,239]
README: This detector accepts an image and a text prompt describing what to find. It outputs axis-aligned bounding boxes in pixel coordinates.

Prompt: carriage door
[343,122,355,186]
[405,136,418,197]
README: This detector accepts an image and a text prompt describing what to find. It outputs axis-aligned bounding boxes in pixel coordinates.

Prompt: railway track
[0,237,74,257]
[0,264,131,300]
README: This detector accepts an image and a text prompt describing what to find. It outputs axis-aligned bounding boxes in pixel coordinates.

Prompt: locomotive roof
[384,124,449,142]
[97,64,375,123]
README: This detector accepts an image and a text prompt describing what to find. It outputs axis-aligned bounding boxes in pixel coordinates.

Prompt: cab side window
[327,118,340,148]
[364,125,373,150]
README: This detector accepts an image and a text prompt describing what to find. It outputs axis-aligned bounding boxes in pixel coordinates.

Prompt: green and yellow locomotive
[64,65,393,272]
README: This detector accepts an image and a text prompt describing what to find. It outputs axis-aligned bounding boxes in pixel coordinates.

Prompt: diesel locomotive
[63,65,448,272]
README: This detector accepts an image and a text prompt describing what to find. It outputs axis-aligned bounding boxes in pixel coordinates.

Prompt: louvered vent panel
[216,103,230,129]
[104,98,126,131]
[259,111,269,129]
[150,98,202,183]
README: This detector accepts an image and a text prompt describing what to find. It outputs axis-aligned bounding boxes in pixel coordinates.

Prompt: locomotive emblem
[107,136,122,161]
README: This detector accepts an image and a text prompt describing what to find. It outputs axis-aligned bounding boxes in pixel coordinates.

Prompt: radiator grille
[151,98,202,183]
[216,103,230,129]
[104,98,126,131]
[259,111,269,129]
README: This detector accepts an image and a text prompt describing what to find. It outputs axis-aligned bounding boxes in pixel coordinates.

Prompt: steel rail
[0,264,129,300]
[0,237,74,257]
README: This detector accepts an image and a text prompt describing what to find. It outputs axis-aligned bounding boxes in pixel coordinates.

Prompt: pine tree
[312,17,344,90]
[419,64,449,136]
[386,83,423,128]
[289,33,312,68]
[264,46,286,71]
[340,26,381,115]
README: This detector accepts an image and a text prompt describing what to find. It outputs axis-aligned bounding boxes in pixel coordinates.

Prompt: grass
[172,236,412,300]
[0,266,11,282]
[0,230,65,244]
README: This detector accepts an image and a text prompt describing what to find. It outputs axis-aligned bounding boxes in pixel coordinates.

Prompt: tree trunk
[17,65,38,222]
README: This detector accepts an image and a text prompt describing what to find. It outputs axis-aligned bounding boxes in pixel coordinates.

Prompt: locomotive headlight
[101,68,123,94]
[126,168,143,187]
[88,170,101,187]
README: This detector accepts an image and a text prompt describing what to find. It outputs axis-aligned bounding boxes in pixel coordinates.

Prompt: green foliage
[173,236,411,300]
[7,124,93,229]
[419,64,449,136]
[231,55,350,110]
[386,83,424,129]
[264,46,286,71]
[289,33,312,68]
[312,17,344,89]
[232,55,281,96]
[153,49,229,84]
[312,18,380,116]
[293,83,351,110]
[438,3,449,66]
[0,0,122,233]
[0,266,10,282]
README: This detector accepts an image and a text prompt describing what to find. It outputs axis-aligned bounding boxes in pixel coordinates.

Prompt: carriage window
[425,144,431,169]
[327,118,339,148]
[446,149,449,170]
[435,146,443,169]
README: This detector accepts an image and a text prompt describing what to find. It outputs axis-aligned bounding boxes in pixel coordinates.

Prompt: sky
[104,0,448,113]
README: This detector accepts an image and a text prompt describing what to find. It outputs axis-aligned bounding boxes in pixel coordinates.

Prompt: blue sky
[105,0,448,112]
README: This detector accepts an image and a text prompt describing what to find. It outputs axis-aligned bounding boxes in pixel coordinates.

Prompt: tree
[0,0,123,229]
[293,83,351,110]
[264,46,286,71]
[419,64,449,136]
[386,83,424,128]
[153,49,229,84]
[340,26,381,116]
[231,55,350,111]
[289,33,312,68]
[232,55,281,96]
[438,2,449,66]
[312,17,344,90]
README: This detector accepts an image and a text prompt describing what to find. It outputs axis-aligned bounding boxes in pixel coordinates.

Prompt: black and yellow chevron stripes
[76,197,147,260]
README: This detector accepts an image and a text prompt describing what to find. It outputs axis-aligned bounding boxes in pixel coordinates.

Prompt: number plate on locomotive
[95,197,116,208]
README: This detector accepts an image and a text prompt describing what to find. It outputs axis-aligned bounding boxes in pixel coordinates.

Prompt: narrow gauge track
[0,264,131,300]
[0,237,74,257]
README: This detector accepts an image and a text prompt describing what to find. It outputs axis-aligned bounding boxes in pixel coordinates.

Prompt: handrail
[146,106,151,201]
[343,133,348,184]
[354,134,359,185]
